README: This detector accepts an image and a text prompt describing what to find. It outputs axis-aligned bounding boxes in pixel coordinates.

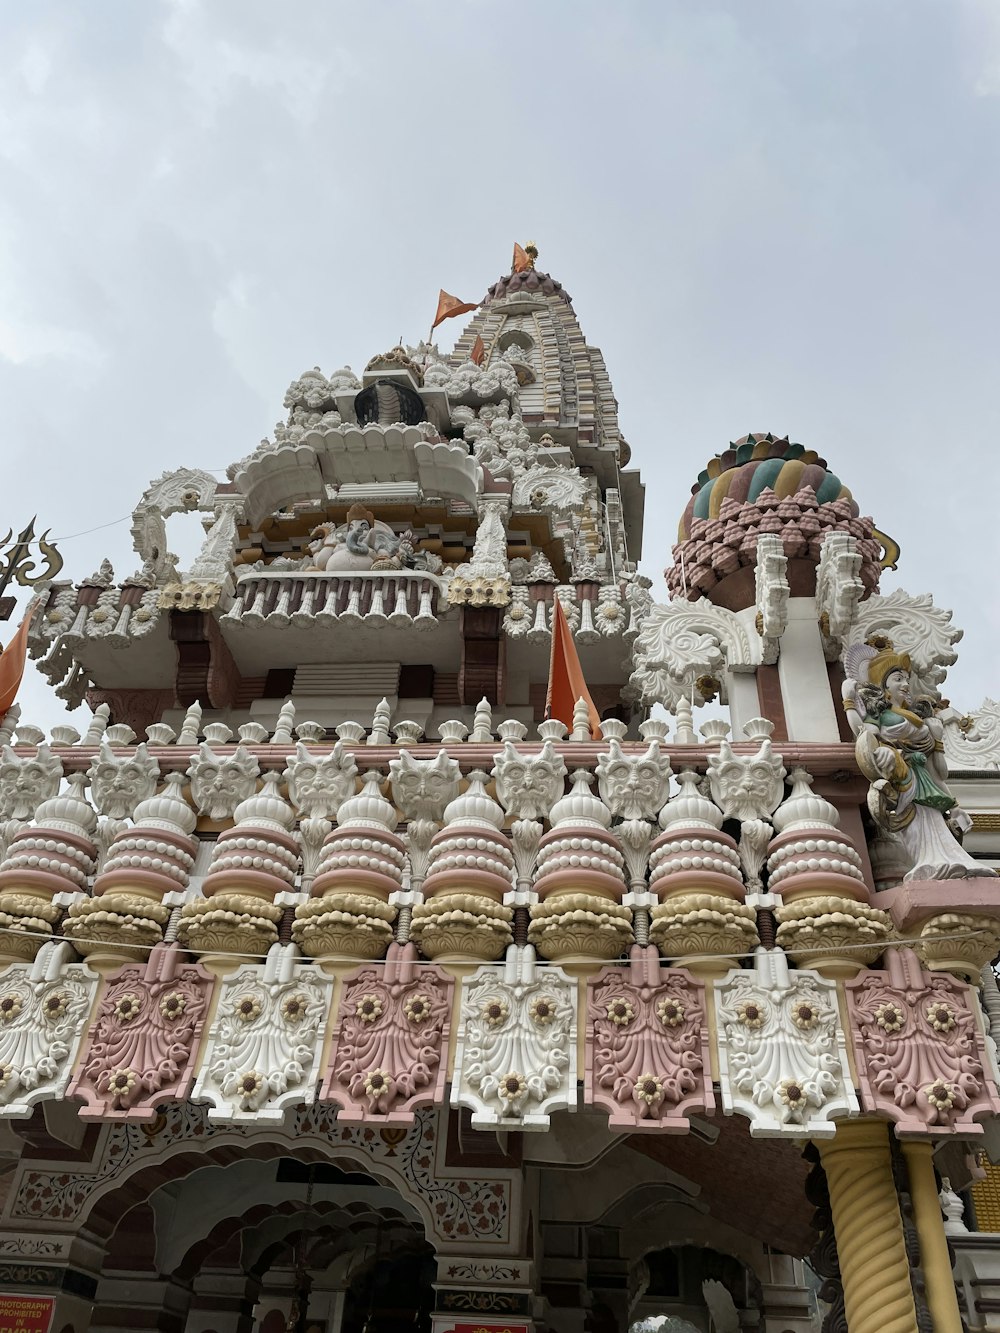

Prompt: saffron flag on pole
[512,242,532,273]
[470,334,485,366]
[545,597,601,738]
[432,290,477,331]
[0,605,37,719]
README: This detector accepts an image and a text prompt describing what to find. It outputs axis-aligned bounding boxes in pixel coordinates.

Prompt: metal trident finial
[0,518,64,599]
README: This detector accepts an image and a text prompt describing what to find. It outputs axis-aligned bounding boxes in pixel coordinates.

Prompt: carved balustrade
[220,569,448,631]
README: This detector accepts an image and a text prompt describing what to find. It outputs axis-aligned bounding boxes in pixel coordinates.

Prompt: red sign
[0,1295,54,1333]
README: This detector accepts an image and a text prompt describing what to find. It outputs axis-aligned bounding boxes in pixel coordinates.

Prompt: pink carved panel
[585,946,715,1132]
[68,944,215,1121]
[320,943,453,1123]
[846,947,1000,1136]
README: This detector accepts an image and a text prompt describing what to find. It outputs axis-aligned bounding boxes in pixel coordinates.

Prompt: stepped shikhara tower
[2,252,1000,1332]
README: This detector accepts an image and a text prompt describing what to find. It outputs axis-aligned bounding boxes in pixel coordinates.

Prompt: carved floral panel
[452,962,577,1129]
[68,949,215,1120]
[586,966,713,1132]
[0,963,98,1117]
[321,959,453,1123]
[192,961,332,1121]
[846,949,1000,1135]
[714,955,857,1138]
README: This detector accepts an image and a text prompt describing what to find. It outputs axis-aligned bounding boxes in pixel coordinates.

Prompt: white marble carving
[754,533,789,664]
[283,741,358,819]
[492,741,567,821]
[0,745,63,821]
[389,749,462,821]
[628,601,755,710]
[452,947,577,1129]
[0,950,98,1118]
[188,744,260,821]
[192,946,331,1122]
[714,950,857,1138]
[87,742,160,819]
[596,740,671,822]
[847,589,962,698]
[941,699,1000,771]
[815,532,864,657]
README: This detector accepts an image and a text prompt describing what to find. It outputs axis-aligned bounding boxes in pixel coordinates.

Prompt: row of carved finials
[0,939,996,1138]
[2,721,997,980]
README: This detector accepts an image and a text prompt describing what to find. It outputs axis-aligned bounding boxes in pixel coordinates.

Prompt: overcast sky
[3,0,999,732]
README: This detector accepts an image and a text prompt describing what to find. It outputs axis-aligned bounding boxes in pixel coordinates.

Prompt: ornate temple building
[2,250,1000,1332]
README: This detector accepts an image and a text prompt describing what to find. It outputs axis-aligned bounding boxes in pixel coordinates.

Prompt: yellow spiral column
[817,1121,919,1333]
[902,1140,964,1333]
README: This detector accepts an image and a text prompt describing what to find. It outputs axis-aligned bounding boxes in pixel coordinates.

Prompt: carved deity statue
[306,504,404,572]
[843,637,993,881]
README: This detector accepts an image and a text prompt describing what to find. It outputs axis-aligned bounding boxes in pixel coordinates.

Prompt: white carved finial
[571,697,591,741]
[271,700,296,745]
[674,696,697,745]
[939,1179,969,1235]
[537,718,567,742]
[176,701,203,747]
[368,698,392,746]
[470,698,494,743]
[145,721,176,745]
[496,719,528,743]
[82,703,111,746]
[437,719,469,744]
[0,705,21,748]
[203,721,233,745]
[392,720,424,747]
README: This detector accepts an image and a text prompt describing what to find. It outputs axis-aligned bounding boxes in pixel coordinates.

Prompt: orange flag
[0,605,37,719]
[432,289,477,330]
[545,597,601,738]
[512,243,531,273]
[470,334,485,366]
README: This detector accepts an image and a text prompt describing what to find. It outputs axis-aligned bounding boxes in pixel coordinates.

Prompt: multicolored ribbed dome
[680,434,858,539]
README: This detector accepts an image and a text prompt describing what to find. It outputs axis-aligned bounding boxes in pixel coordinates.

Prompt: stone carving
[283,741,358,819]
[69,945,214,1119]
[306,506,424,574]
[492,741,567,821]
[188,744,260,821]
[941,698,1000,771]
[586,952,714,1131]
[846,947,1000,1135]
[389,748,462,821]
[754,532,789,664]
[0,744,62,821]
[706,722,786,891]
[130,467,218,585]
[512,464,587,512]
[847,589,962,699]
[0,953,98,1118]
[842,638,991,881]
[452,949,577,1129]
[86,742,159,819]
[423,346,520,402]
[11,1104,515,1246]
[448,499,512,607]
[816,532,864,657]
[187,500,243,583]
[714,951,857,1137]
[628,601,754,710]
[192,948,331,1122]
[596,740,670,822]
[321,949,453,1123]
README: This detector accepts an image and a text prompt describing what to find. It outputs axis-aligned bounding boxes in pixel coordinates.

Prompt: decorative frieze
[846,946,1000,1135]
[321,948,453,1122]
[69,944,214,1119]
[715,950,857,1137]
[586,948,713,1131]
[0,948,98,1117]
[191,947,331,1121]
[452,948,576,1128]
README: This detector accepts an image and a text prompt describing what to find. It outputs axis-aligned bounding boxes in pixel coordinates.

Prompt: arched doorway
[89,1150,435,1332]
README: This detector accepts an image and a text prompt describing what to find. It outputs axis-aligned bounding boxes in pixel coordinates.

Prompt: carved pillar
[90,1273,192,1332]
[449,496,512,706]
[901,1140,964,1333]
[816,1121,920,1333]
[184,1267,259,1333]
[0,1227,102,1333]
[431,1255,536,1333]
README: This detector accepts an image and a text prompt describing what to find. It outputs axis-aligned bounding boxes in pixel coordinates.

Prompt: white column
[776,597,841,741]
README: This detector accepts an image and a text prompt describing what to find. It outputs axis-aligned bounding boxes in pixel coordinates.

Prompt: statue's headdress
[843,635,911,687]
[346,503,375,527]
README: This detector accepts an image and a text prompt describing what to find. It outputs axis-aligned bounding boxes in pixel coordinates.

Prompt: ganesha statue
[843,636,993,882]
[305,503,440,574]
